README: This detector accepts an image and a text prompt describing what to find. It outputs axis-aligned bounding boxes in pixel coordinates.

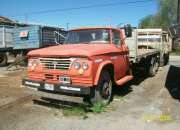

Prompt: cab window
[112,30,121,45]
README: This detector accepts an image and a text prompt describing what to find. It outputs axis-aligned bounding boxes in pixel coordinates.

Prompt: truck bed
[125,30,160,63]
[129,48,159,62]
[137,49,159,57]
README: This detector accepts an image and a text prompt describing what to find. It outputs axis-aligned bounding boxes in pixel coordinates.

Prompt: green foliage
[62,105,87,117]
[61,102,108,117]
[90,102,107,113]
[171,46,180,55]
[139,0,178,28]
[114,95,126,101]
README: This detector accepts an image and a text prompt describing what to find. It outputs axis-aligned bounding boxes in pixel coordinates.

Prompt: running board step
[115,75,133,86]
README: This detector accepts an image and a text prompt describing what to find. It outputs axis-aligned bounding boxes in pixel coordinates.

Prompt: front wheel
[88,70,113,105]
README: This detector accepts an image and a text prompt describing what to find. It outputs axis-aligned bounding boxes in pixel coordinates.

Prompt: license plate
[44,84,54,91]
[59,76,71,84]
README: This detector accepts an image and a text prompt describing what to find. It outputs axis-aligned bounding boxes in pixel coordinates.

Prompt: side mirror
[124,24,132,37]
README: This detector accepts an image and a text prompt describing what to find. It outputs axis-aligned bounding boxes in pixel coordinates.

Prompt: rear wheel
[0,53,7,66]
[163,53,169,66]
[148,57,159,77]
[88,70,113,105]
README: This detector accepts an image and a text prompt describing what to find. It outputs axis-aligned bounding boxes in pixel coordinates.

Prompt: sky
[0,0,158,29]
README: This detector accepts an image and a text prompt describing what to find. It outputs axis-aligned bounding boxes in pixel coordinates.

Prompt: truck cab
[23,27,133,104]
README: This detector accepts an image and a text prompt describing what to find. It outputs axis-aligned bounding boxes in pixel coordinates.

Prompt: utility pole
[177,0,180,24]
[66,23,69,31]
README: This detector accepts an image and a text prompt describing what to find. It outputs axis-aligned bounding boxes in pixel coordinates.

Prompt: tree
[139,0,177,28]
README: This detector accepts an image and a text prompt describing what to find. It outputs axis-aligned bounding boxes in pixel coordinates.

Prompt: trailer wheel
[16,54,27,66]
[148,57,158,77]
[88,70,113,105]
[0,53,7,67]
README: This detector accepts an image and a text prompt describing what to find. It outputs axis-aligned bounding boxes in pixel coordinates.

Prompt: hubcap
[155,62,159,71]
[153,64,156,74]
[102,81,112,100]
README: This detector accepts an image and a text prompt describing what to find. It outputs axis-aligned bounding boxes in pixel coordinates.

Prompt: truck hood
[28,44,118,58]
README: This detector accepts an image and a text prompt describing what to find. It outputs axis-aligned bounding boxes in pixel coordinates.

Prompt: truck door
[112,29,129,80]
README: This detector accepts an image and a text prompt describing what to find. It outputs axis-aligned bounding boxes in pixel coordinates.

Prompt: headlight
[28,61,33,67]
[28,59,40,70]
[73,62,81,70]
[82,62,89,70]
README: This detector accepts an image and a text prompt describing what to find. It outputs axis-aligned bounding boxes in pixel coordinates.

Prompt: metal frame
[0,25,14,49]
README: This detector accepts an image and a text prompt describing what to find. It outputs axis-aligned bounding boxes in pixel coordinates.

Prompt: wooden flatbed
[126,29,160,63]
[137,49,159,58]
[126,28,171,65]
[129,48,159,62]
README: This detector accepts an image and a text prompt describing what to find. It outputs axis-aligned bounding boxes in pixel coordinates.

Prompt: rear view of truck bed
[125,29,171,65]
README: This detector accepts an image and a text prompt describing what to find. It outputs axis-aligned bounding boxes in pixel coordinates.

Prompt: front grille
[45,74,54,79]
[39,58,75,70]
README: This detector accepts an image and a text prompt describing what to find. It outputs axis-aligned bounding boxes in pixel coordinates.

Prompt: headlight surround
[28,59,40,70]
[82,62,89,70]
[73,62,81,70]
[28,61,33,67]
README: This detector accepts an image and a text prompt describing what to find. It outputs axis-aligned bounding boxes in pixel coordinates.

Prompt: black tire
[148,57,159,77]
[164,53,169,66]
[0,53,7,67]
[88,70,113,105]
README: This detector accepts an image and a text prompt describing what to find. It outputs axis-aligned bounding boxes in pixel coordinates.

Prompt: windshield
[64,29,110,44]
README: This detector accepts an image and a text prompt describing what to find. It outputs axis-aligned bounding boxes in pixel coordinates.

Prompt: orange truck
[23,26,170,104]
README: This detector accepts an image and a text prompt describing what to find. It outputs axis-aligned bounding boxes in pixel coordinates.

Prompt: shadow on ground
[33,70,150,110]
[165,65,180,101]
[113,71,148,97]
[33,97,86,109]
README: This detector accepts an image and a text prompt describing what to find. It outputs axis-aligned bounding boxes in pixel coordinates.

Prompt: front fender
[94,60,113,85]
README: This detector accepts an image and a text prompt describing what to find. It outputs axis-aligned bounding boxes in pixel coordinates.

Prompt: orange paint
[26,27,132,89]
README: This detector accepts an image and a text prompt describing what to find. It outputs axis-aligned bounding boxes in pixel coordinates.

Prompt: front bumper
[22,79,91,96]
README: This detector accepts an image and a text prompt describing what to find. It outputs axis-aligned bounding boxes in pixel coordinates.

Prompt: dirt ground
[0,56,180,130]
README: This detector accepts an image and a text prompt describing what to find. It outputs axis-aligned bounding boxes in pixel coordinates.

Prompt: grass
[114,95,126,102]
[61,102,108,117]
[89,102,107,113]
[48,97,122,117]
[171,47,180,55]
[62,105,87,117]
[170,51,180,55]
